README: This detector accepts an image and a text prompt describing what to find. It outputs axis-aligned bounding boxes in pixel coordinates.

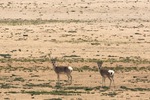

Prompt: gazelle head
[97,61,103,68]
[51,58,57,66]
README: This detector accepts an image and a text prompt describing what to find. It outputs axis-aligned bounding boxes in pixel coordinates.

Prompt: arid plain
[0,0,150,100]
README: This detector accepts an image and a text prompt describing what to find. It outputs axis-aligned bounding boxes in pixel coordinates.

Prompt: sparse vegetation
[63,55,80,58]
[101,92,118,97]
[24,83,53,88]
[0,59,149,99]
[0,19,93,26]
[0,54,11,58]
[91,42,101,45]
[0,83,17,89]
[0,59,149,72]
[44,98,62,100]
[13,77,25,82]
[120,86,150,91]
[22,90,84,96]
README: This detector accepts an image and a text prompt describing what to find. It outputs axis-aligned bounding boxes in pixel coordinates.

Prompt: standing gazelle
[97,61,115,87]
[51,58,73,84]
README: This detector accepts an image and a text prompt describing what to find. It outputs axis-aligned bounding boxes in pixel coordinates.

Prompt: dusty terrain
[0,0,150,100]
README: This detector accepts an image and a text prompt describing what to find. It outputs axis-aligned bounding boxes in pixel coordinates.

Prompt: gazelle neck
[98,66,101,71]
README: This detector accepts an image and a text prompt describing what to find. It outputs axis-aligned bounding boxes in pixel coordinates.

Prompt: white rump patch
[108,70,114,76]
[68,66,73,71]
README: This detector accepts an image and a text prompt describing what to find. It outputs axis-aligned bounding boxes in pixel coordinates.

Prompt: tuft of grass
[1,57,150,65]
[99,86,110,92]
[113,66,149,72]
[0,19,93,26]
[22,90,84,96]
[91,42,101,45]
[65,86,93,91]
[44,98,62,100]
[65,86,102,92]
[24,83,52,88]
[102,86,109,90]
[0,83,17,89]
[68,30,77,33]
[13,77,25,82]
[0,54,11,58]
[50,90,83,95]
[63,55,80,58]
[74,66,98,72]
[8,91,19,94]
[102,92,118,97]
[120,86,150,91]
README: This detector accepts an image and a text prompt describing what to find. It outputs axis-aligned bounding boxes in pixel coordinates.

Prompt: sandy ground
[0,0,150,100]
[0,61,150,100]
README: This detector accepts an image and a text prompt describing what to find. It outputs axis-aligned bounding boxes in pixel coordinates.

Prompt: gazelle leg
[112,78,115,87]
[67,74,72,84]
[102,77,106,87]
[67,74,70,83]
[70,75,72,84]
[57,74,60,84]
[102,77,104,87]
[108,77,112,87]
[66,74,71,84]
[103,77,106,86]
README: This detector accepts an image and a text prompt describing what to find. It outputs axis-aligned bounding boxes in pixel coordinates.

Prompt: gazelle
[97,61,115,87]
[50,58,73,84]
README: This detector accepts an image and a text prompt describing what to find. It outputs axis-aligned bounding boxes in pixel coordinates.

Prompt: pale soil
[0,0,150,100]
[0,61,150,100]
